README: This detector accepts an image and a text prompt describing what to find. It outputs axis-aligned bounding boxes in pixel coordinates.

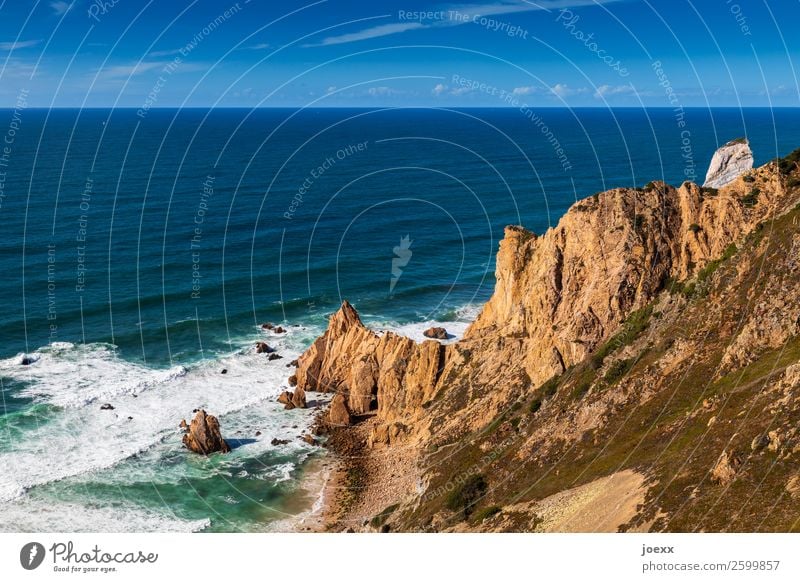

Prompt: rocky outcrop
[465,178,776,388]
[711,450,742,484]
[181,410,231,454]
[329,393,352,426]
[294,301,446,419]
[423,327,448,339]
[703,138,753,188]
[291,385,307,409]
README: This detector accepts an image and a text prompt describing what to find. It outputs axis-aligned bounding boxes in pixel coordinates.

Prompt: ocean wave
[0,497,211,533]
[0,336,308,504]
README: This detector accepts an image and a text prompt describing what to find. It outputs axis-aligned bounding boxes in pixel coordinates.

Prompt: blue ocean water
[0,107,798,532]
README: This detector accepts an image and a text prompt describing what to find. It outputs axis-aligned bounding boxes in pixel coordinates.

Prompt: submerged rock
[100,403,114,410]
[181,409,231,454]
[703,138,753,188]
[255,341,273,354]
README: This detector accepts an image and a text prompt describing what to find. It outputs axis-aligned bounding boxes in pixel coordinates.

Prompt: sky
[0,0,798,108]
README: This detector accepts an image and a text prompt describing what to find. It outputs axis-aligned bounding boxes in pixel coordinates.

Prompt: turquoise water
[1,107,799,531]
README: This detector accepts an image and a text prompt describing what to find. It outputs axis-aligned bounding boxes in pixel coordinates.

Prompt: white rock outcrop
[703,138,753,188]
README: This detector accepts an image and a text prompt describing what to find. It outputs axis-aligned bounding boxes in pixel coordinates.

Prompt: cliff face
[703,138,754,188]
[296,149,800,532]
[466,174,783,388]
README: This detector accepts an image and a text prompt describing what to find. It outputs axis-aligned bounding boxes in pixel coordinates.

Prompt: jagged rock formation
[295,301,446,421]
[181,410,230,454]
[297,150,800,532]
[703,138,753,188]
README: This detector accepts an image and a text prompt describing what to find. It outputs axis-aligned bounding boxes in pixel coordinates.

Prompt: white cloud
[50,1,73,15]
[246,43,270,50]
[594,84,635,98]
[100,61,171,78]
[0,40,40,51]
[305,0,625,47]
[512,86,537,95]
[550,83,572,97]
[306,22,424,47]
[148,48,183,57]
[432,83,447,96]
[326,86,337,93]
[449,86,472,96]
[367,86,396,96]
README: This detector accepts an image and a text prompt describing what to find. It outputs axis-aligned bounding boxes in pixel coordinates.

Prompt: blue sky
[0,0,798,107]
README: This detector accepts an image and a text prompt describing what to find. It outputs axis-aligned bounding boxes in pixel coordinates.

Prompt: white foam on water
[380,319,470,344]
[0,342,188,408]
[0,332,318,504]
[0,496,210,533]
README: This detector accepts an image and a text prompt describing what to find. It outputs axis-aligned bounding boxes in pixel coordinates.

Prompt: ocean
[1,107,798,532]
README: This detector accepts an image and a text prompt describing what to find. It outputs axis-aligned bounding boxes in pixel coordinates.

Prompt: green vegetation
[528,398,542,414]
[540,375,560,397]
[777,147,800,174]
[697,243,737,285]
[742,174,755,183]
[688,223,701,234]
[603,358,634,385]
[474,505,502,522]
[571,378,593,400]
[643,181,658,192]
[665,243,737,299]
[740,188,760,207]
[591,304,654,369]
[634,214,645,231]
[370,503,400,528]
[701,187,719,197]
[445,475,487,519]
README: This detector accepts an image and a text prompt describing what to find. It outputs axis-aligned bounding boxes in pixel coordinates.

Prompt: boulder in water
[181,409,231,454]
[292,385,307,409]
[423,326,448,340]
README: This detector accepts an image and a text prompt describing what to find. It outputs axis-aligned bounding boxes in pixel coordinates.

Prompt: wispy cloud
[306,22,424,47]
[50,1,74,16]
[99,61,171,78]
[245,43,271,50]
[367,86,400,96]
[512,86,537,95]
[0,40,41,51]
[148,48,183,57]
[594,84,634,98]
[306,0,624,47]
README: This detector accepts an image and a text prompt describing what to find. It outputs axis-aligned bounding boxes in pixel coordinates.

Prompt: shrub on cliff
[445,475,487,518]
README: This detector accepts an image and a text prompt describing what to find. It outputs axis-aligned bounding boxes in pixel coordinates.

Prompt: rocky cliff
[298,147,800,532]
[703,138,754,188]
